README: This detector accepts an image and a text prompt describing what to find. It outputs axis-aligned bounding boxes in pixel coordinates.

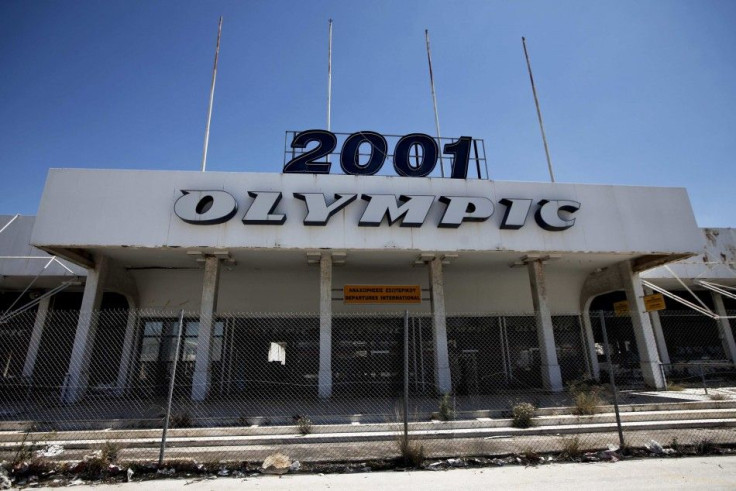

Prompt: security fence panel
[2,308,736,470]
[332,314,403,398]
[659,310,726,362]
[502,315,543,390]
[447,316,504,395]
[553,314,590,383]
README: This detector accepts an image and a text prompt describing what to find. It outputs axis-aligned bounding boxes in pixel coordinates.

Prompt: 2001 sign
[283,130,475,179]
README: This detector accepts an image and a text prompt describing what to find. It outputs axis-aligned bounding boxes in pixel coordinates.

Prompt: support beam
[318,252,333,398]
[620,261,665,389]
[580,309,600,380]
[191,255,221,401]
[712,292,736,364]
[526,259,563,392]
[645,287,671,366]
[62,256,108,404]
[428,256,452,394]
[22,295,51,378]
[115,299,138,396]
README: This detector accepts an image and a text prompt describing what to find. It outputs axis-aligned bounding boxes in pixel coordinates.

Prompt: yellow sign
[343,285,421,304]
[644,293,666,312]
[613,300,629,316]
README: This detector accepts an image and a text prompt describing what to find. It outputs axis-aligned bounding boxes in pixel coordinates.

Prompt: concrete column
[580,311,600,380]
[318,253,333,398]
[115,305,138,395]
[428,257,452,394]
[526,260,563,392]
[22,295,51,378]
[620,261,665,389]
[191,255,221,401]
[645,287,671,365]
[62,256,108,404]
[712,292,736,364]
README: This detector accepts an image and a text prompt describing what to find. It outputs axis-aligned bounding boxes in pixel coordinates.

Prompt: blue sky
[1,1,735,226]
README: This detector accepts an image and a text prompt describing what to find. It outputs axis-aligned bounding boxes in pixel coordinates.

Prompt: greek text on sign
[344,285,421,304]
[644,293,666,312]
[613,300,629,316]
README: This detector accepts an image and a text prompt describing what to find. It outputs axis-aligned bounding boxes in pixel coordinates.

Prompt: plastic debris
[645,440,664,454]
[126,468,134,482]
[0,468,11,490]
[36,444,64,458]
[289,460,301,472]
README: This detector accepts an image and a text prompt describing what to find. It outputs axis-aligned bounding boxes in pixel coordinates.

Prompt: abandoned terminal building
[1,164,736,415]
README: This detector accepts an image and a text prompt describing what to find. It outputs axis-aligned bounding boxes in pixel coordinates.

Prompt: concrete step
[1,418,734,450]
[2,406,735,443]
[1,409,735,450]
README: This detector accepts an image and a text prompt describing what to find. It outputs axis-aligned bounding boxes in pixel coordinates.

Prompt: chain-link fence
[1,308,735,469]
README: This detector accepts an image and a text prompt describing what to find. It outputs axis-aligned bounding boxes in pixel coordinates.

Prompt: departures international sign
[343,285,421,304]
[173,130,580,232]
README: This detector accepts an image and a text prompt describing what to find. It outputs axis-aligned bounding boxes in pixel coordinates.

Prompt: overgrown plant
[296,416,313,435]
[568,379,603,415]
[695,439,717,455]
[511,402,535,428]
[396,432,425,467]
[438,393,455,421]
[12,426,38,466]
[559,436,582,459]
[100,441,120,464]
[667,381,685,391]
[669,437,681,453]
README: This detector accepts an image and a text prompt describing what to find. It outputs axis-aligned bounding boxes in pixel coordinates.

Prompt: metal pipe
[0,215,18,235]
[412,317,418,392]
[159,310,185,466]
[327,19,333,132]
[700,364,708,395]
[522,37,555,183]
[425,30,444,177]
[599,311,625,448]
[403,310,409,441]
[473,138,481,179]
[418,317,425,392]
[201,17,223,172]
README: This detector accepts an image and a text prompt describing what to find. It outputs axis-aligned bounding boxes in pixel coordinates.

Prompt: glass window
[185,321,199,337]
[144,321,163,337]
[140,338,160,362]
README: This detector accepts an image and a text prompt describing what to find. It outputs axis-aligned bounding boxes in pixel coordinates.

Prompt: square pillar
[526,259,563,392]
[115,306,138,395]
[428,256,452,394]
[580,313,600,380]
[620,261,665,389]
[22,295,51,378]
[191,255,221,401]
[318,252,332,398]
[645,287,671,365]
[712,292,736,363]
[62,256,108,404]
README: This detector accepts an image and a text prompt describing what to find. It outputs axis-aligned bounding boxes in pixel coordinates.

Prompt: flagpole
[201,17,223,172]
[425,29,445,178]
[327,19,333,132]
[522,36,555,183]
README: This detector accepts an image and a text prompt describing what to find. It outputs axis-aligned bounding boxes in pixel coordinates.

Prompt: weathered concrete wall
[643,228,736,281]
[0,215,85,279]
